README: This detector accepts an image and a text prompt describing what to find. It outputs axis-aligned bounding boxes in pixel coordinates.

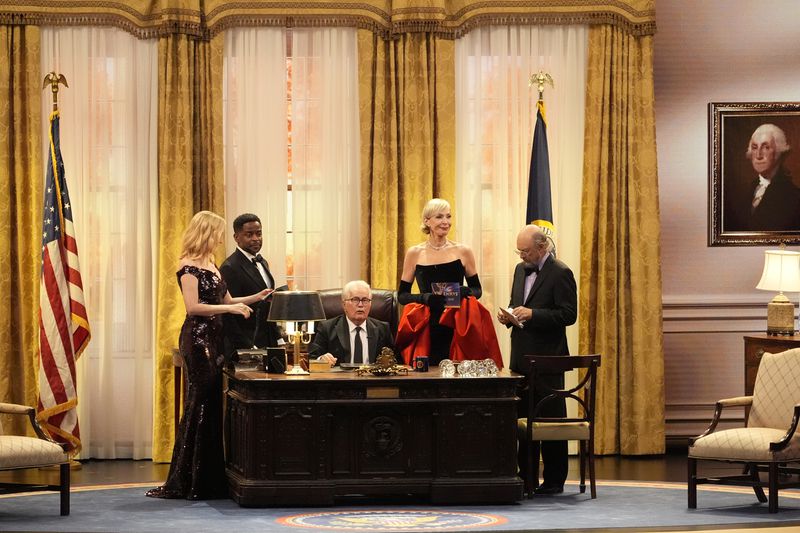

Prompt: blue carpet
[1,481,800,532]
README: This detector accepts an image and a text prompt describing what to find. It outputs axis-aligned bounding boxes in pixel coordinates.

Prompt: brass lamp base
[766,294,796,336]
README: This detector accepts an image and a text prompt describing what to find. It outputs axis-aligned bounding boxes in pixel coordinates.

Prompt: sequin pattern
[146,265,228,500]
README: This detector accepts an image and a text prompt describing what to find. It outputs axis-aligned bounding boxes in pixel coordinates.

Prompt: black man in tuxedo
[220,213,283,359]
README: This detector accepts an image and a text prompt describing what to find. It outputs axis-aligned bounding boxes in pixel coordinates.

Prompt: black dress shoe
[533,485,564,495]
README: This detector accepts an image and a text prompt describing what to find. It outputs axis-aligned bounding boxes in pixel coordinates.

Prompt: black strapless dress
[146,265,228,500]
[414,259,465,365]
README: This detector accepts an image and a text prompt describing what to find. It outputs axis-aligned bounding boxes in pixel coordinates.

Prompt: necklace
[426,240,450,251]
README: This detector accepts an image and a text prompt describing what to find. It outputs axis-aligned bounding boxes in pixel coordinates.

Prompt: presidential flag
[525,100,554,236]
[37,109,90,453]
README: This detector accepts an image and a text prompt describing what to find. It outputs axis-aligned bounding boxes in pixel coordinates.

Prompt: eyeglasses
[345,297,372,305]
[515,249,530,257]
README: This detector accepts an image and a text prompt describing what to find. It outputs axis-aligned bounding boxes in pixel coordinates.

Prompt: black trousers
[517,374,568,488]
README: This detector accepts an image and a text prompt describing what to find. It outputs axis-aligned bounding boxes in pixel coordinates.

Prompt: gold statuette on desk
[356,347,409,377]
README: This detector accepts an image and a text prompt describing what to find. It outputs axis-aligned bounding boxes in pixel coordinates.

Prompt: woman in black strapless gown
[398,199,483,365]
[147,211,269,500]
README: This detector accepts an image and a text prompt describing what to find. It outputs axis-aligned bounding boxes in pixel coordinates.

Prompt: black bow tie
[524,265,539,277]
[251,254,263,266]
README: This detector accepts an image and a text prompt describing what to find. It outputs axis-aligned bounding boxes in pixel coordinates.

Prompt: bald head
[516,225,549,265]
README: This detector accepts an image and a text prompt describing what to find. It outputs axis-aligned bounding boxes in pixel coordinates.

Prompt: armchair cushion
[0,436,68,469]
[749,349,800,430]
[689,427,800,462]
[517,419,590,441]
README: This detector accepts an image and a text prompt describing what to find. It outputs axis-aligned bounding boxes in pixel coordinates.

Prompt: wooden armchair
[688,347,800,513]
[517,354,601,498]
[0,403,70,515]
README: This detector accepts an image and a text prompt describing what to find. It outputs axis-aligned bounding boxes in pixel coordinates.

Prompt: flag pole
[525,70,557,254]
[38,72,83,469]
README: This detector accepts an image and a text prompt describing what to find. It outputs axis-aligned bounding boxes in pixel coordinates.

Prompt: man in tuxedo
[220,213,283,359]
[498,224,577,495]
[308,280,394,365]
[725,123,800,232]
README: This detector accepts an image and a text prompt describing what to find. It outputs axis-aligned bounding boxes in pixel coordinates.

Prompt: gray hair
[342,280,371,300]
[746,123,791,158]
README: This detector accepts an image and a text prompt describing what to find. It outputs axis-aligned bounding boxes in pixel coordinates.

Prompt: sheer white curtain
[455,26,588,365]
[41,27,158,459]
[223,27,360,291]
[223,28,288,280]
[290,28,360,290]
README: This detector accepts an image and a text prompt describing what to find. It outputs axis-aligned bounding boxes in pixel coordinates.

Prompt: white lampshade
[756,250,800,293]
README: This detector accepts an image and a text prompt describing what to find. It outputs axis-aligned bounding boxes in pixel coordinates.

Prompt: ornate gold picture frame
[709,102,800,246]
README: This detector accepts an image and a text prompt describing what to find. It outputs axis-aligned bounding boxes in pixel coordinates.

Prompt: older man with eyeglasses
[308,280,395,366]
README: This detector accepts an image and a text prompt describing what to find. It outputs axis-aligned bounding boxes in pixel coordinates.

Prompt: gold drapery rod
[43,72,68,111]
[528,70,554,102]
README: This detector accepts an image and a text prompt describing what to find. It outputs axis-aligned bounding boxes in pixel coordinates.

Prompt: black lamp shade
[267,291,326,322]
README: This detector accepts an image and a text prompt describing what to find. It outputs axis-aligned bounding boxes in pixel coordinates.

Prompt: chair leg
[588,440,596,499]
[768,462,778,513]
[60,463,70,516]
[688,457,697,509]
[579,440,586,494]
[749,462,767,503]
[532,441,541,497]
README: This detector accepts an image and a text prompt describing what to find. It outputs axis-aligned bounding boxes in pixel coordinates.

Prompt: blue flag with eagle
[525,100,554,236]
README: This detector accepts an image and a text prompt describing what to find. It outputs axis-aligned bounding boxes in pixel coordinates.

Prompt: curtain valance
[2,0,655,39]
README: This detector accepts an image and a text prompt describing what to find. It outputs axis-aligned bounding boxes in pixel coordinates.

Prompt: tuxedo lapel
[235,249,267,290]
[366,319,377,363]
[524,255,554,305]
[512,265,526,306]
[334,316,351,361]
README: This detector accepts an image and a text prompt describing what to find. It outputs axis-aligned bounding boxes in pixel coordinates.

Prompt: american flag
[36,110,90,453]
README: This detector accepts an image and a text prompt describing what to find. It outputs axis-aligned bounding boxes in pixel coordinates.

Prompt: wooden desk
[744,334,800,396]
[224,368,524,506]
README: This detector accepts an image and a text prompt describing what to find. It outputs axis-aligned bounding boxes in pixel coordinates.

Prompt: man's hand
[512,306,532,323]
[497,309,509,324]
[317,353,337,365]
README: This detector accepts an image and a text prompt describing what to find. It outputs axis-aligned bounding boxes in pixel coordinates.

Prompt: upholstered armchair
[0,403,70,515]
[688,347,800,513]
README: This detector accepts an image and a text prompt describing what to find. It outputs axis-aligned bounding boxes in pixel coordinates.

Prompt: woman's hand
[257,288,273,301]
[229,303,253,318]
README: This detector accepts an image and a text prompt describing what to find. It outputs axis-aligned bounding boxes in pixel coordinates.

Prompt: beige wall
[655,0,800,439]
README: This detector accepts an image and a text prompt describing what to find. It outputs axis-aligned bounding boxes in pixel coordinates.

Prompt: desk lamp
[268,291,326,374]
[756,247,800,336]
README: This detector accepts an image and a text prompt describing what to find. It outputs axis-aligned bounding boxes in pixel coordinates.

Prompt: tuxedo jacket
[219,248,280,357]
[308,315,394,365]
[725,169,800,232]
[508,254,577,376]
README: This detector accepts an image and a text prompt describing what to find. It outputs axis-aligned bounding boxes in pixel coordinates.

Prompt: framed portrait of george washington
[709,102,800,246]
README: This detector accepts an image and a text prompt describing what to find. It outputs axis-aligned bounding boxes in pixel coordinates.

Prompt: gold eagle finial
[43,72,69,110]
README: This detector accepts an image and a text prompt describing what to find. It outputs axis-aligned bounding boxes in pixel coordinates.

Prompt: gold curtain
[357,29,455,288]
[579,24,664,455]
[0,25,41,435]
[2,1,656,39]
[152,33,224,462]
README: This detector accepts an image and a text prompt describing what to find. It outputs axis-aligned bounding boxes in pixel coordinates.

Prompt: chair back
[525,355,601,425]
[749,348,800,430]
[317,288,399,332]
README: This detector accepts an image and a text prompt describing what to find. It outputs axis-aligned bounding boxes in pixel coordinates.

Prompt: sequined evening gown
[146,265,228,500]
[414,259,466,365]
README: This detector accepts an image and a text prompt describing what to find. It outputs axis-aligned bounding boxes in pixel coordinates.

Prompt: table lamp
[756,247,800,336]
[267,291,326,374]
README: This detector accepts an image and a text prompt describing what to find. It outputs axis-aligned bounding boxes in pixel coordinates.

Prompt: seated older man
[309,280,394,365]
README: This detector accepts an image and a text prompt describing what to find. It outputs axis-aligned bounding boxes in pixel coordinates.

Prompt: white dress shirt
[346,317,369,364]
[237,247,272,288]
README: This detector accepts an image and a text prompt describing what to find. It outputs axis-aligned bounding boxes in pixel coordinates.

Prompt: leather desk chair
[317,288,399,333]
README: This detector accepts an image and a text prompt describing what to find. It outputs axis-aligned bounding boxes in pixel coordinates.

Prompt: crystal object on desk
[440,359,455,377]
[458,360,477,377]
[483,359,499,376]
